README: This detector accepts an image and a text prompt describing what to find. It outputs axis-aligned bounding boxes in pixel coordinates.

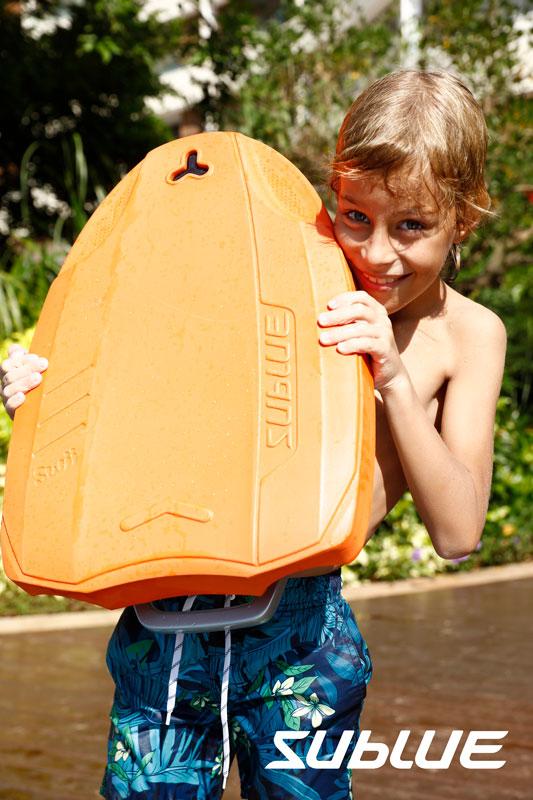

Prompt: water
[1,578,531,798]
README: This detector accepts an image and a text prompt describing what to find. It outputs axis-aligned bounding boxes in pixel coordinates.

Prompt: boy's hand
[0,344,48,420]
[317,290,407,392]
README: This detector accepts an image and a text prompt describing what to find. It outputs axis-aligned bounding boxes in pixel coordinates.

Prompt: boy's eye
[345,210,369,223]
[401,219,424,231]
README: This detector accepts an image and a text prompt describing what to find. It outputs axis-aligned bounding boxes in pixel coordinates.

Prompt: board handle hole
[167,151,210,183]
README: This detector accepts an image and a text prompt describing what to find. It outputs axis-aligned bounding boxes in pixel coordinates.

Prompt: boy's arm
[379,308,506,558]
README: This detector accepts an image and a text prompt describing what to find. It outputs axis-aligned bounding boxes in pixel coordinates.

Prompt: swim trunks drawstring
[221,593,236,790]
[165,594,198,726]
[164,593,236,791]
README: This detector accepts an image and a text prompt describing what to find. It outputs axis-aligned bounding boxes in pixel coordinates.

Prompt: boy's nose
[362,228,398,268]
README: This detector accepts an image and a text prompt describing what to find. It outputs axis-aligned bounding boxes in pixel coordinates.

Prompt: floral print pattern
[100,570,372,799]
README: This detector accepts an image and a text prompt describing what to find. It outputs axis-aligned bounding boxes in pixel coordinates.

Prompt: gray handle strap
[134,577,289,633]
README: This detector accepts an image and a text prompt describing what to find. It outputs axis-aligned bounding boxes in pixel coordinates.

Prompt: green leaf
[133,750,154,779]
[248,667,264,694]
[109,761,129,782]
[275,659,313,676]
[281,698,301,730]
[125,639,154,663]
[290,676,316,694]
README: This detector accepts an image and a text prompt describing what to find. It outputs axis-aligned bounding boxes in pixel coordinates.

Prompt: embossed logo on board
[33,447,77,484]
[263,308,296,450]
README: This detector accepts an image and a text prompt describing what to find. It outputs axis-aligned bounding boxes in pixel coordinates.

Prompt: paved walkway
[0,564,531,799]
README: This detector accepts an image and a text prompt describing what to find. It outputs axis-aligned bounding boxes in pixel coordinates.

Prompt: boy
[0,70,506,799]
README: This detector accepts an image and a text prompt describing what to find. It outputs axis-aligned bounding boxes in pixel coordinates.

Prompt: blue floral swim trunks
[100,568,373,800]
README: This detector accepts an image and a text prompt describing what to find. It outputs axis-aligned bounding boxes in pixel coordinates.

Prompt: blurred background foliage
[0,0,531,610]
[0,0,181,243]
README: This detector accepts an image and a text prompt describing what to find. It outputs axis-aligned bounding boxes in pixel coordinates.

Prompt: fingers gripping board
[0,132,375,609]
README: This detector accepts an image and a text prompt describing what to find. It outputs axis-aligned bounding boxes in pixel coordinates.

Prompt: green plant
[180,0,399,192]
[0,562,91,616]
[0,243,63,339]
[0,0,182,243]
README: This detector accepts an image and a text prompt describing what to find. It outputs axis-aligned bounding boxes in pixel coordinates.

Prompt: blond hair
[329,70,492,235]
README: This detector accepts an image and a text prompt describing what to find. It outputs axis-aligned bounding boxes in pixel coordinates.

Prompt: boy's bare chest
[371,319,454,524]
[392,319,453,416]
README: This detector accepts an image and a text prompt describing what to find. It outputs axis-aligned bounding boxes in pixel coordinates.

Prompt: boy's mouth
[355,268,411,290]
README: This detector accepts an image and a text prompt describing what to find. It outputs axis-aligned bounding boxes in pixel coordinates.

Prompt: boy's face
[333,174,463,318]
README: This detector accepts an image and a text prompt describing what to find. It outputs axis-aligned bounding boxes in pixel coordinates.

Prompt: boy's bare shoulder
[436,285,507,390]
[444,285,507,356]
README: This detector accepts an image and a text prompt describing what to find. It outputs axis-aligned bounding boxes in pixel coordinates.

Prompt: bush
[345,396,533,584]
[0,0,181,244]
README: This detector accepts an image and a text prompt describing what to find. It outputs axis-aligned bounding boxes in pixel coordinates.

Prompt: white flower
[0,208,10,236]
[272,676,295,696]
[211,752,222,776]
[30,185,70,218]
[114,741,130,762]
[292,692,335,728]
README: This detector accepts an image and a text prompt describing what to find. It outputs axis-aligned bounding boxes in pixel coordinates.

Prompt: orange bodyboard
[0,132,374,609]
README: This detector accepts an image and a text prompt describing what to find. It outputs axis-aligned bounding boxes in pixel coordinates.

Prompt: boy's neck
[390,278,447,324]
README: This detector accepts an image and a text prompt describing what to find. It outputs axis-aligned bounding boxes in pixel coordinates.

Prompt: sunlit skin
[309,171,506,564]
[318,174,464,392]
[335,175,460,318]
